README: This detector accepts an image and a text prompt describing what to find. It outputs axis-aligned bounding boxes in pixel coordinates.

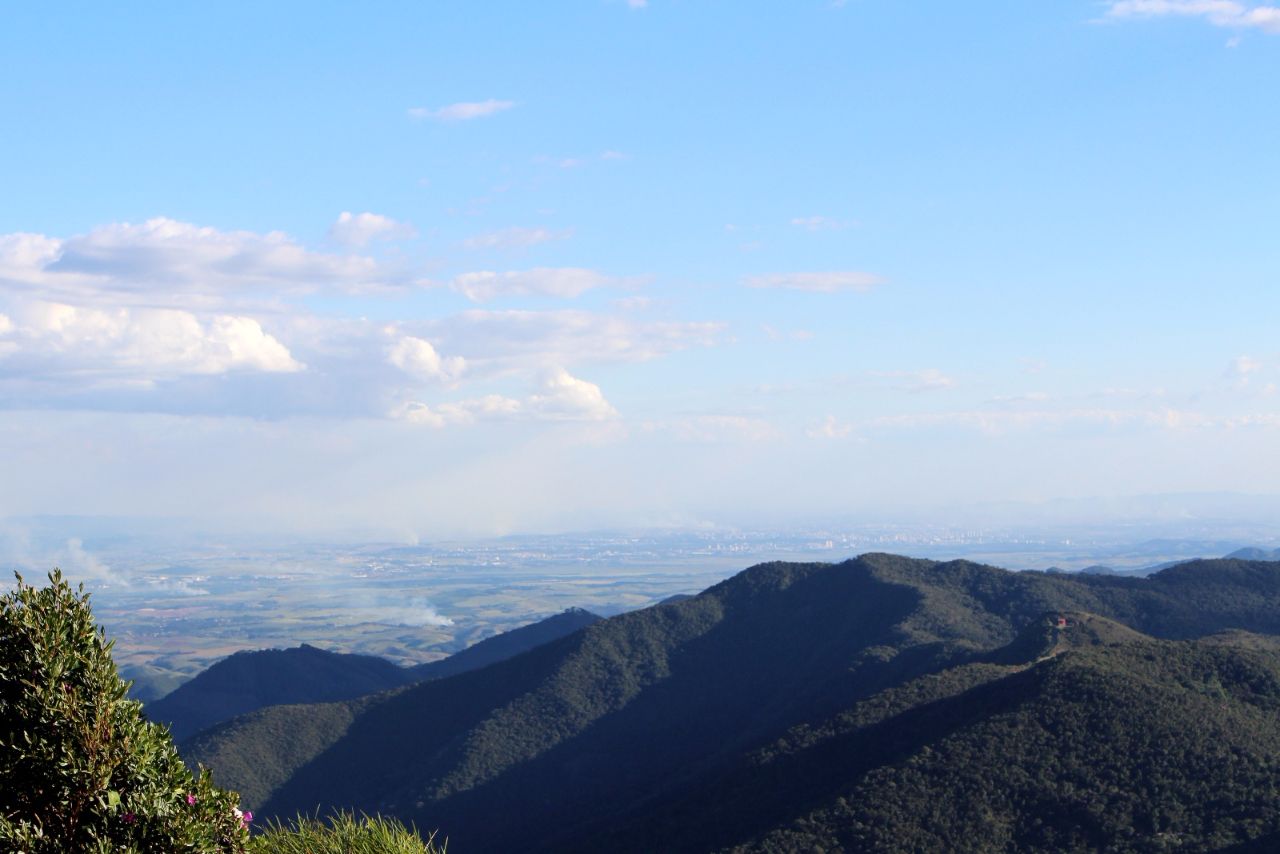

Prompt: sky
[1,1,1278,539]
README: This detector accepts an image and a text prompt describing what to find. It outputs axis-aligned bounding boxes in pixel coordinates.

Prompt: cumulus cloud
[390,368,616,428]
[462,226,573,251]
[387,336,466,383]
[450,268,616,302]
[528,368,619,420]
[0,233,61,279]
[329,212,416,247]
[745,271,884,293]
[0,301,302,381]
[407,99,515,121]
[0,218,435,403]
[0,219,725,420]
[1,218,391,306]
[1105,0,1280,32]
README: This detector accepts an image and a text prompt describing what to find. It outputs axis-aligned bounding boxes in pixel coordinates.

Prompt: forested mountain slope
[194,555,1280,851]
[149,644,409,742]
[153,608,599,743]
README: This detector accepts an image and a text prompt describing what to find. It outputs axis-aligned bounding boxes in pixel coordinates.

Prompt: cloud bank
[1105,1,1280,32]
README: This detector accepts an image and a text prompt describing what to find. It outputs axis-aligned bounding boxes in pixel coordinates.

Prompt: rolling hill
[148,644,410,743]
[152,608,600,743]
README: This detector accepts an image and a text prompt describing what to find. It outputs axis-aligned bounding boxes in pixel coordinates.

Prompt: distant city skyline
[2,2,1279,538]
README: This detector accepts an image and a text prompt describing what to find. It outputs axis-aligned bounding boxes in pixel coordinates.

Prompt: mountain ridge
[190,554,1280,851]
[150,607,601,743]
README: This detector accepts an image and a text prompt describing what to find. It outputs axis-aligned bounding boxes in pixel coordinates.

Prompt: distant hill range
[185,554,1280,851]
[1225,546,1280,561]
[1042,544,1280,577]
[148,607,600,742]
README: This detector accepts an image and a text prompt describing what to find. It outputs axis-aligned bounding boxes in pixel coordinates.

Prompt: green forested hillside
[724,633,1280,852]
[149,644,410,742]
[154,608,600,746]
[194,555,1280,852]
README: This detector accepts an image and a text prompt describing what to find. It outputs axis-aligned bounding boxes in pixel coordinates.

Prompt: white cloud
[870,368,955,393]
[407,99,516,121]
[0,219,724,420]
[807,415,854,439]
[528,368,618,420]
[1105,1,1280,32]
[387,336,466,383]
[391,394,523,428]
[329,212,415,247]
[1226,354,1276,394]
[745,271,884,293]
[1229,355,1264,376]
[462,226,573,251]
[761,324,814,342]
[422,309,723,371]
[390,368,616,428]
[859,406,1280,436]
[0,218,391,307]
[988,391,1051,404]
[450,268,615,302]
[0,233,61,278]
[1,301,302,381]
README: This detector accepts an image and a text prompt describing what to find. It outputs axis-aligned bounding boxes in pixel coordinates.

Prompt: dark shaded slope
[725,632,1280,853]
[148,644,409,742]
[571,614,1145,853]
[407,607,600,682]
[214,555,1280,852]
[262,560,935,849]
[182,696,376,810]
[158,608,600,745]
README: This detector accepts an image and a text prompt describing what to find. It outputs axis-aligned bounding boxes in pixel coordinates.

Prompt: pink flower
[186,794,197,806]
[242,810,253,827]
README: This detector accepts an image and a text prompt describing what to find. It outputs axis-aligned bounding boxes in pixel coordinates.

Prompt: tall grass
[250,813,445,854]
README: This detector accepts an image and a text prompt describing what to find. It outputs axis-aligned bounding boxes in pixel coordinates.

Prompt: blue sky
[1,1,1278,538]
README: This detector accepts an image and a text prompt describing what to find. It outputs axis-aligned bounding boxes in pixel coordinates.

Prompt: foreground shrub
[0,570,249,852]
[250,813,445,853]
